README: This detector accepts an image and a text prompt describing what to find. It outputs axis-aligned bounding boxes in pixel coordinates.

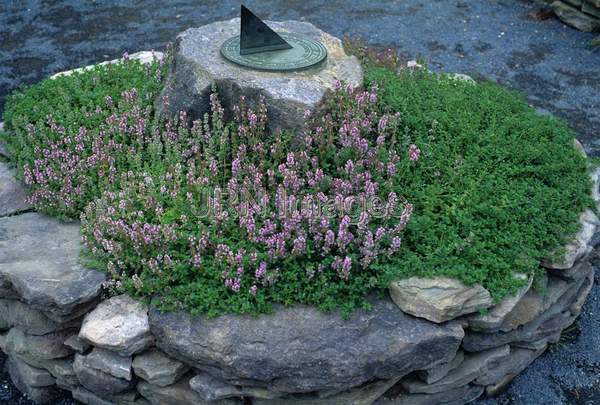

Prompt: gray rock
[73,353,135,396]
[0,213,106,322]
[569,268,594,316]
[73,386,147,405]
[80,294,153,356]
[2,327,73,360]
[475,346,546,386]
[484,373,515,397]
[0,161,32,216]
[583,1,600,18]
[64,333,91,354]
[467,275,533,332]
[548,260,592,282]
[0,299,78,335]
[389,277,493,323]
[463,271,592,351]
[6,355,55,387]
[376,384,484,405]
[401,345,509,394]
[496,273,570,332]
[253,378,401,405]
[157,18,362,134]
[7,355,60,404]
[542,209,599,269]
[150,297,464,393]
[417,350,464,385]
[552,1,600,31]
[137,375,242,405]
[189,371,242,401]
[0,277,18,299]
[132,348,189,387]
[85,347,133,381]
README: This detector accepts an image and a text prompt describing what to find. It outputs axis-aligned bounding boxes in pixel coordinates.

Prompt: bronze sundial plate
[220,32,327,72]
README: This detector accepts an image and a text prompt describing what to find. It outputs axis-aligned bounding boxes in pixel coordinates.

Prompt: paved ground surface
[0,0,599,404]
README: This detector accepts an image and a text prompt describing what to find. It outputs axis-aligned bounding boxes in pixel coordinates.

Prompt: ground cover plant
[1,46,594,316]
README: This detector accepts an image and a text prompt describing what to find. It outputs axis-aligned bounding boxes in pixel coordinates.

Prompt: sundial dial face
[220,5,327,72]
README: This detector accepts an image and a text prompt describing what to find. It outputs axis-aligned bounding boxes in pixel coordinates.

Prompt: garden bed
[0,20,598,404]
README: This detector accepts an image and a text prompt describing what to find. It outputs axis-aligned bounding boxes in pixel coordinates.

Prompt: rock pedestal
[156,18,363,133]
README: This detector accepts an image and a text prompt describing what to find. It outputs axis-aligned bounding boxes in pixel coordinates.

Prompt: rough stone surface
[132,348,189,387]
[73,353,134,396]
[551,1,600,31]
[2,327,73,360]
[377,384,484,405]
[150,297,464,393]
[0,213,106,322]
[79,294,153,356]
[6,356,55,388]
[542,209,599,269]
[0,299,78,335]
[0,162,32,217]
[6,355,60,404]
[137,375,242,405]
[467,275,533,332]
[389,277,493,323]
[475,346,546,386]
[463,270,593,352]
[84,347,132,381]
[157,18,362,134]
[402,345,510,394]
[417,350,464,385]
[63,334,91,354]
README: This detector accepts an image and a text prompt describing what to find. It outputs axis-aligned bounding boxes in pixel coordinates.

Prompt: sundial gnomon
[220,5,327,72]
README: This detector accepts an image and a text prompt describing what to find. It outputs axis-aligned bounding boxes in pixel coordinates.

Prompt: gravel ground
[0,0,599,404]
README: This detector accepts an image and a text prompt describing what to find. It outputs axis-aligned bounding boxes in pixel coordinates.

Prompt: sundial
[220,5,328,72]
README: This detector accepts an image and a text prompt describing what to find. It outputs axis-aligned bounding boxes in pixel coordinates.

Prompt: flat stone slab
[132,348,189,387]
[150,297,464,394]
[0,213,106,321]
[80,294,153,356]
[0,161,32,216]
[157,18,362,133]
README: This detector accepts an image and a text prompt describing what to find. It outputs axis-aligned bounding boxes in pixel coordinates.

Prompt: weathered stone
[73,386,147,405]
[73,353,135,396]
[7,356,60,404]
[150,297,464,393]
[485,374,516,397]
[51,51,164,80]
[548,260,592,282]
[463,272,591,351]
[137,376,242,405]
[132,348,189,387]
[254,378,401,405]
[85,347,133,380]
[157,18,362,134]
[0,213,106,322]
[6,355,55,387]
[3,327,73,360]
[64,333,91,354]
[0,299,78,335]
[402,345,509,394]
[389,277,493,323]
[497,273,570,332]
[542,209,599,269]
[467,275,533,332]
[0,161,32,216]
[583,1,600,18]
[189,371,280,401]
[475,346,546,386]
[0,277,18,299]
[80,294,153,356]
[417,350,464,385]
[377,384,484,405]
[552,1,600,31]
[569,269,595,316]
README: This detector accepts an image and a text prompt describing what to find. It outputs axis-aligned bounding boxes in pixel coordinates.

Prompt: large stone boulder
[389,277,493,323]
[79,294,153,356]
[0,213,106,322]
[157,18,362,133]
[149,297,464,394]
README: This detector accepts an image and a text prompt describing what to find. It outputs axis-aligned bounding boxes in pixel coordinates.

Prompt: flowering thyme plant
[81,83,420,316]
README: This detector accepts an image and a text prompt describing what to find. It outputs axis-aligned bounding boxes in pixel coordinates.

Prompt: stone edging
[0,58,598,405]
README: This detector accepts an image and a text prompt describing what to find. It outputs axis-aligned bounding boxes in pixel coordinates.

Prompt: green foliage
[1,54,168,218]
[367,67,593,300]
